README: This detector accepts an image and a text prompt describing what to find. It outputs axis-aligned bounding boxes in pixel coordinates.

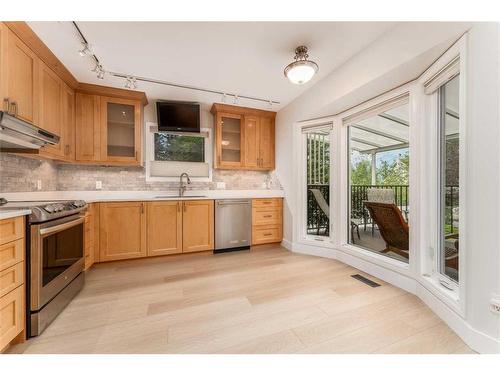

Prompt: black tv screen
[156,101,200,133]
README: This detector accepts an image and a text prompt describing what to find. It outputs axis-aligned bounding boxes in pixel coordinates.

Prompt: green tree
[351,159,372,185]
[376,152,409,185]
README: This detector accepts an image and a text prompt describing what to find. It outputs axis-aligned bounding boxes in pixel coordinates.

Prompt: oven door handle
[39,217,85,236]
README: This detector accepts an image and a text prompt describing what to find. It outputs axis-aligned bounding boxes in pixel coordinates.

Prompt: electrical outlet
[216,182,226,189]
[490,295,500,314]
[95,181,102,190]
[36,180,42,191]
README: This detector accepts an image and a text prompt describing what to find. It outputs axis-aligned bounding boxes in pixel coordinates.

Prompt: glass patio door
[302,125,332,241]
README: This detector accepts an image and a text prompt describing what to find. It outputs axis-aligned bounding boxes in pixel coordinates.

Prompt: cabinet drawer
[0,239,24,272]
[252,198,282,208]
[252,208,282,225]
[0,286,24,351]
[0,262,24,298]
[0,217,24,245]
[252,225,282,245]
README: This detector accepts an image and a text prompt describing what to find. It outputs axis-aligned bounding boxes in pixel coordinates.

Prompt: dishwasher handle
[216,200,251,206]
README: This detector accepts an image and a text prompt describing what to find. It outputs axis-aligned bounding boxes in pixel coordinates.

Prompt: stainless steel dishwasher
[215,199,252,253]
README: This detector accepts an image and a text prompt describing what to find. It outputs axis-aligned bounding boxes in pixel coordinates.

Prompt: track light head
[78,43,92,57]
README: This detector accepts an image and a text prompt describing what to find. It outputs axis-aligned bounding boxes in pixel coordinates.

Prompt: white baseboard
[284,240,500,353]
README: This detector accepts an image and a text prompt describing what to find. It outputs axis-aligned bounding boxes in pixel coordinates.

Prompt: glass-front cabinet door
[216,113,243,168]
[101,96,141,164]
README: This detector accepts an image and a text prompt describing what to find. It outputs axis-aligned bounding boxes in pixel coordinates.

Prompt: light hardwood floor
[8,245,474,354]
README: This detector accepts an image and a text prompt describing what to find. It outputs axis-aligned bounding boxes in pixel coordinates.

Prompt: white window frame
[417,35,467,316]
[337,85,414,275]
[145,121,213,182]
[293,119,336,248]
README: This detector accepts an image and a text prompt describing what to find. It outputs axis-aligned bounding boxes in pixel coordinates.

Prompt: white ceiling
[28,22,397,111]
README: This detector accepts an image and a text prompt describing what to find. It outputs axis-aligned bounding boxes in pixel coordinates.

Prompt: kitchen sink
[154,195,207,199]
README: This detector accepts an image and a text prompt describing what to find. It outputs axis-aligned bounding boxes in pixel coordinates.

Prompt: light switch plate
[216,182,226,189]
[36,180,42,190]
[96,181,102,190]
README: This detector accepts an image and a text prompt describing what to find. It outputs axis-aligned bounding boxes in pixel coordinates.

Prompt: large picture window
[438,75,460,282]
[304,126,331,239]
[347,100,410,263]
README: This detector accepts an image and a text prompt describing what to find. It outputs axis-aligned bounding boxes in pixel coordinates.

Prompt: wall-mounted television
[156,101,200,133]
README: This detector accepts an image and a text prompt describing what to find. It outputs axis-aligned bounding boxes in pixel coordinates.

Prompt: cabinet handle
[141,203,144,214]
[3,98,9,112]
[177,202,181,212]
[263,233,273,237]
[9,101,17,117]
[183,202,186,212]
[65,145,70,155]
[263,215,272,218]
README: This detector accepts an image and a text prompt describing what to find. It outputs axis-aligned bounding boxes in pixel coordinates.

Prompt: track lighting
[124,76,138,90]
[93,64,105,80]
[78,42,92,57]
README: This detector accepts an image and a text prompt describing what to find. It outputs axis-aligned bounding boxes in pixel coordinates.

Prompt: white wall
[275,22,500,352]
[464,22,500,343]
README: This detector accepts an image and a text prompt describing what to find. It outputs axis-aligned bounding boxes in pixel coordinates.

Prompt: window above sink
[145,123,212,182]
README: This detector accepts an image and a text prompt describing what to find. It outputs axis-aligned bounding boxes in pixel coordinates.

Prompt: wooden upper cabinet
[99,202,146,262]
[258,116,275,170]
[0,23,8,109]
[146,201,183,256]
[212,103,276,171]
[1,26,39,125]
[100,96,141,165]
[61,83,75,161]
[38,62,64,157]
[182,200,214,253]
[215,112,244,169]
[75,93,101,162]
[244,115,260,168]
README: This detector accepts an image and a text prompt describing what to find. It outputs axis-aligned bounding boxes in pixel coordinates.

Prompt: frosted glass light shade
[284,60,318,84]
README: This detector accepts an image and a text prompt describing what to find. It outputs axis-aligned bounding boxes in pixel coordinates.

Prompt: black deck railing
[307,184,459,235]
[307,184,329,235]
[350,185,409,226]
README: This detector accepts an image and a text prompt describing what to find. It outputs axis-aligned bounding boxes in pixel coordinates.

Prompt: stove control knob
[44,204,55,213]
[56,203,65,212]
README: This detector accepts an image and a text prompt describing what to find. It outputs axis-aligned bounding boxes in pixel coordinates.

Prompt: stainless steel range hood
[0,111,59,150]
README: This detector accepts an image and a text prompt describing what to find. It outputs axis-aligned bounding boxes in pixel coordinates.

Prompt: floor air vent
[351,274,381,288]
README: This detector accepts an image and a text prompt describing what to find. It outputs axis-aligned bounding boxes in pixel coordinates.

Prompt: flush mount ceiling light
[284,46,319,85]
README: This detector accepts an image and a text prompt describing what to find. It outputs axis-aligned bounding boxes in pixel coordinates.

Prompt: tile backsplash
[0,154,58,192]
[0,154,281,193]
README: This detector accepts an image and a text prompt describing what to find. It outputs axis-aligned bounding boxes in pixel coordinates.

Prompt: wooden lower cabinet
[0,216,25,352]
[182,200,214,253]
[252,198,283,245]
[84,203,99,269]
[147,201,183,256]
[0,286,24,351]
[99,202,146,262]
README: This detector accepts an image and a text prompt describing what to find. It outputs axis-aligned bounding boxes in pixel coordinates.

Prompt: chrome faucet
[179,172,191,197]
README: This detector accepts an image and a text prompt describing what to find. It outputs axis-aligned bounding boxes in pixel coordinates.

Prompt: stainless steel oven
[29,213,85,336]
